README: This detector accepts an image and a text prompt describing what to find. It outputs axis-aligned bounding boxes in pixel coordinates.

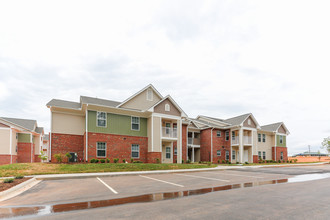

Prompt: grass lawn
[0,163,217,177]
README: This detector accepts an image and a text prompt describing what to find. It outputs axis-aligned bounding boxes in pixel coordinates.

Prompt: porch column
[239,128,243,163]
[177,119,182,164]
[192,146,195,162]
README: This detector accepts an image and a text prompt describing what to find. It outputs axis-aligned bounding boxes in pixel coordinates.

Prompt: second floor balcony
[188,137,200,146]
[162,127,177,138]
[232,136,252,145]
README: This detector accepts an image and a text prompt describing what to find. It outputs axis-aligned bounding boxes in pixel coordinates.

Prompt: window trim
[225,150,229,160]
[262,151,266,160]
[279,135,283,144]
[258,151,262,160]
[232,150,236,160]
[131,144,140,159]
[216,130,221,137]
[96,142,106,158]
[174,147,177,155]
[217,150,221,156]
[225,131,229,141]
[262,134,266,143]
[131,116,140,131]
[165,104,170,112]
[165,147,171,159]
[280,151,283,160]
[96,111,107,128]
[258,133,261,142]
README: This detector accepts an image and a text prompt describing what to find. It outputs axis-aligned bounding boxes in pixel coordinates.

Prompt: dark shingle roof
[261,122,282,132]
[43,134,49,141]
[80,96,121,108]
[35,127,44,134]
[0,117,36,131]
[223,113,251,126]
[46,99,81,109]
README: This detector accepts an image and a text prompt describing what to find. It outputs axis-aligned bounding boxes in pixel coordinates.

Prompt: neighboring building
[293,152,329,157]
[0,117,44,165]
[46,84,289,164]
[42,134,50,162]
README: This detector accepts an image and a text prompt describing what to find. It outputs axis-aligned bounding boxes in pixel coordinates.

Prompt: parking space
[0,168,296,207]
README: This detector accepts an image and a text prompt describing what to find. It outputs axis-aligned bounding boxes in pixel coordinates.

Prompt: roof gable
[149,95,187,117]
[0,117,37,131]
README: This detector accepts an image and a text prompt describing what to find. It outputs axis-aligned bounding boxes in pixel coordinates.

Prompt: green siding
[18,133,31,143]
[276,135,286,147]
[87,111,147,137]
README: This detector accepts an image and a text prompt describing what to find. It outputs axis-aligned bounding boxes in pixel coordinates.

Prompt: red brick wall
[34,155,41,162]
[0,155,11,165]
[211,129,231,163]
[173,141,177,163]
[200,128,211,161]
[147,152,162,163]
[51,133,84,162]
[87,132,148,163]
[272,147,288,161]
[17,143,33,163]
[182,124,187,162]
[253,155,259,163]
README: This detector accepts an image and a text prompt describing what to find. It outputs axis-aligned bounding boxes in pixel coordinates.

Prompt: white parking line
[222,172,264,179]
[139,175,184,187]
[175,173,229,182]
[97,177,118,194]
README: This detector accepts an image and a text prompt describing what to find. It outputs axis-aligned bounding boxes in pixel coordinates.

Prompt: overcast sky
[0,0,329,155]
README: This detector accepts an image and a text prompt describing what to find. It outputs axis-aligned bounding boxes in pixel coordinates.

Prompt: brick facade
[147,152,162,163]
[272,146,288,161]
[51,133,84,162]
[200,128,211,161]
[17,142,33,163]
[253,155,259,163]
[87,132,148,162]
[0,155,11,165]
[182,124,187,162]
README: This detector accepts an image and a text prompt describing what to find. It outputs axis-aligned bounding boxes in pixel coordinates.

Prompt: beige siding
[52,112,85,135]
[11,130,17,155]
[257,133,274,160]
[152,116,161,152]
[243,116,257,128]
[121,89,161,111]
[278,125,286,134]
[154,98,181,116]
[33,135,42,155]
[147,117,152,152]
[0,129,10,154]
[252,130,257,155]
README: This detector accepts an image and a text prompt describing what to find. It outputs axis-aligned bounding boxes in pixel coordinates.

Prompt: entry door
[244,149,249,162]
[162,144,172,163]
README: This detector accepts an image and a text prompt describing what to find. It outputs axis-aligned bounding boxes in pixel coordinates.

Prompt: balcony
[188,138,200,147]
[231,136,252,145]
[162,127,177,138]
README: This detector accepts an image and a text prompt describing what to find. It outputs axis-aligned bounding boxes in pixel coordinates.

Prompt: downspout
[85,106,88,162]
[211,128,214,163]
[30,134,33,163]
[10,127,12,164]
[50,108,52,161]
[274,133,277,161]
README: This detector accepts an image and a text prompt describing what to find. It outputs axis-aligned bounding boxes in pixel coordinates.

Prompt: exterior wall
[276,135,287,147]
[12,130,18,156]
[0,129,10,154]
[17,143,33,163]
[154,98,181,116]
[212,129,231,163]
[257,133,274,160]
[121,89,162,111]
[147,152,162,163]
[278,125,286,134]
[0,123,9,128]
[152,116,161,152]
[88,111,147,137]
[18,133,31,143]
[52,112,85,135]
[0,155,11,165]
[243,116,257,128]
[87,132,148,162]
[182,124,187,162]
[272,146,288,161]
[33,135,42,157]
[200,128,211,161]
[253,155,259,163]
[51,133,84,162]
[147,116,152,152]
[173,141,177,163]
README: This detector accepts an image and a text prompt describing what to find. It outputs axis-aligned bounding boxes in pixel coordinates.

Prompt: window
[165,104,170,111]
[97,112,106,127]
[216,130,221,137]
[166,147,171,159]
[262,134,266,142]
[225,131,229,141]
[131,117,140,131]
[225,151,229,160]
[232,150,236,160]
[258,133,261,142]
[131,144,139,158]
[232,131,236,140]
[97,142,106,157]
[16,134,18,139]
[174,147,177,155]
[280,152,283,160]
[248,119,251,125]
[279,135,283,144]
[263,151,266,160]
[147,89,153,101]
[217,150,221,156]
[165,122,171,134]
[258,151,261,160]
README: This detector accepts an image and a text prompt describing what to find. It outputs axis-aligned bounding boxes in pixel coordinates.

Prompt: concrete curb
[0,178,41,202]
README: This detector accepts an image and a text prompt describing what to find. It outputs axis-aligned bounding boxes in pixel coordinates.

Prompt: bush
[156,158,160,164]
[286,160,289,163]
[294,159,298,163]
[278,160,281,163]
[222,160,225,164]
[245,162,249,164]
[95,159,99,163]
[4,178,14,183]
[54,154,63,163]
[106,158,110,163]
[65,152,72,162]
[217,160,220,164]
[90,158,96,163]
[228,161,231,164]
[290,160,293,163]
[15,175,24,179]
[186,159,191,164]
[100,159,105,163]
[207,162,212,166]
[131,158,134,163]
[182,160,184,163]
[236,162,239,164]
[133,160,143,163]
[114,158,119,163]
[123,159,126,163]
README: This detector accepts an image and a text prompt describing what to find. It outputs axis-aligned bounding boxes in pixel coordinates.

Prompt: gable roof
[80,96,121,108]
[261,122,290,134]
[148,95,188,117]
[117,84,163,108]
[196,115,231,126]
[0,117,37,131]
[223,113,251,126]
[46,99,81,109]
[35,127,44,134]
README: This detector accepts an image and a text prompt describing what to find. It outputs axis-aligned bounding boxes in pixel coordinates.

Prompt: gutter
[211,128,215,163]
[85,105,88,162]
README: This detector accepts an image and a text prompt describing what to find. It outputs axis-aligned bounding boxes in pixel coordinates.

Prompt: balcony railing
[231,136,252,145]
[162,127,177,138]
[232,138,239,145]
[188,138,200,145]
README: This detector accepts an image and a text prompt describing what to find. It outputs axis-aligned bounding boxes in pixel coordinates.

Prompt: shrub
[286,160,289,163]
[15,176,24,179]
[100,159,105,163]
[156,158,160,164]
[207,162,212,166]
[290,160,293,163]
[133,160,143,163]
[95,159,99,163]
[54,154,63,163]
[236,162,239,164]
[38,150,48,162]
[4,178,14,183]
[182,160,184,163]
[131,158,134,163]
[90,158,96,163]
[106,158,110,163]
[245,162,249,164]
[222,160,225,164]
[186,159,191,164]
[123,159,126,163]
[228,161,231,164]
[114,158,119,163]
[65,153,72,162]
[217,160,220,164]
[278,160,281,163]
[294,159,298,163]
[226,160,229,164]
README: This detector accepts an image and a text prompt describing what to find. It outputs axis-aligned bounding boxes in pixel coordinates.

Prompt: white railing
[162,127,177,138]
[244,136,252,145]
[188,138,193,144]
[232,138,239,145]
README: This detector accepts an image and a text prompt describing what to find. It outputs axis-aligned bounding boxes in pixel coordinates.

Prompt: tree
[38,150,48,162]
[321,137,330,153]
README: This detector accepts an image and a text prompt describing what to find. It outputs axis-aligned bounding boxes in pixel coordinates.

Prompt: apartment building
[0,117,44,165]
[46,84,289,164]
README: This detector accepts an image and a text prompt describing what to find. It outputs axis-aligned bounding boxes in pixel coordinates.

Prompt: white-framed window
[217,150,221,156]
[97,142,106,157]
[131,117,140,131]
[262,134,266,143]
[258,133,261,142]
[279,135,283,144]
[131,144,139,158]
[258,151,261,160]
[225,131,229,141]
[97,112,106,127]
[232,131,236,140]
[248,119,251,125]
[165,104,170,111]
[147,88,153,101]
[166,147,171,159]
[232,150,236,160]
[216,130,221,137]
[263,151,266,160]
[225,151,229,160]
[280,152,283,160]
[174,147,177,155]
[165,122,171,134]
